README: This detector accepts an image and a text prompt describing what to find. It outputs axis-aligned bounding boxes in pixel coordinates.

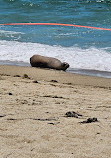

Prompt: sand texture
[0,65,111,158]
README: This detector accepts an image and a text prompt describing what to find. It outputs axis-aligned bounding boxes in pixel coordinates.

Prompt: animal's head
[61,62,69,71]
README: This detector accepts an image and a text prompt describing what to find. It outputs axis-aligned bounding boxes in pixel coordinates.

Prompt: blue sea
[0,0,111,77]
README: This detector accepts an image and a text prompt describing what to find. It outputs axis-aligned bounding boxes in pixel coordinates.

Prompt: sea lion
[30,54,69,71]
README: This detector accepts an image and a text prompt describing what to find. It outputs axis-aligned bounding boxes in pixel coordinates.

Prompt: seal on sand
[30,55,69,71]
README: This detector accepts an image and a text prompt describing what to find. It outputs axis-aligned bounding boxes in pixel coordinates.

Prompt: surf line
[0,23,111,31]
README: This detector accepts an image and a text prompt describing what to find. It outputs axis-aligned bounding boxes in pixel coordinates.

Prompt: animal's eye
[63,63,66,66]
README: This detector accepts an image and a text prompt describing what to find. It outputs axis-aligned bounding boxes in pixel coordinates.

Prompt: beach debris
[21,100,28,104]
[33,80,38,83]
[22,74,30,79]
[65,111,82,118]
[9,92,13,95]
[43,95,68,99]
[50,80,58,83]
[34,118,57,121]
[55,102,61,104]
[7,118,18,120]
[45,112,50,113]
[48,122,55,125]
[80,117,98,124]
[96,132,100,135]
[48,122,60,125]
[13,75,21,77]
[0,114,6,118]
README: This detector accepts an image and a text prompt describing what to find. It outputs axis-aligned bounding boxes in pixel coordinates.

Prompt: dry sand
[0,65,111,158]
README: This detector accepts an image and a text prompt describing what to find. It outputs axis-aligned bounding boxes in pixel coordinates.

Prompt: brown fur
[30,55,69,71]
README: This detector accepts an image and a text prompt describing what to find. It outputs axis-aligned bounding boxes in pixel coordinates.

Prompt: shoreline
[0,60,111,79]
[0,64,111,157]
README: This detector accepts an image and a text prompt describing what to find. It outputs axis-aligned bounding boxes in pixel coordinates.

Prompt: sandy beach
[0,65,111,158]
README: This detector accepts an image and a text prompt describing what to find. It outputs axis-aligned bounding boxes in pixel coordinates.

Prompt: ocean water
[0,0,111,77]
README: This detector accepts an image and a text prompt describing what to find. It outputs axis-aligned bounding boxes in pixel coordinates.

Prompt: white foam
[0,40,111,72]
[0,30,25,35]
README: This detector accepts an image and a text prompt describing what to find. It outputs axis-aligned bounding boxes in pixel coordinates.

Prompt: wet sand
[0,65,111,158]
